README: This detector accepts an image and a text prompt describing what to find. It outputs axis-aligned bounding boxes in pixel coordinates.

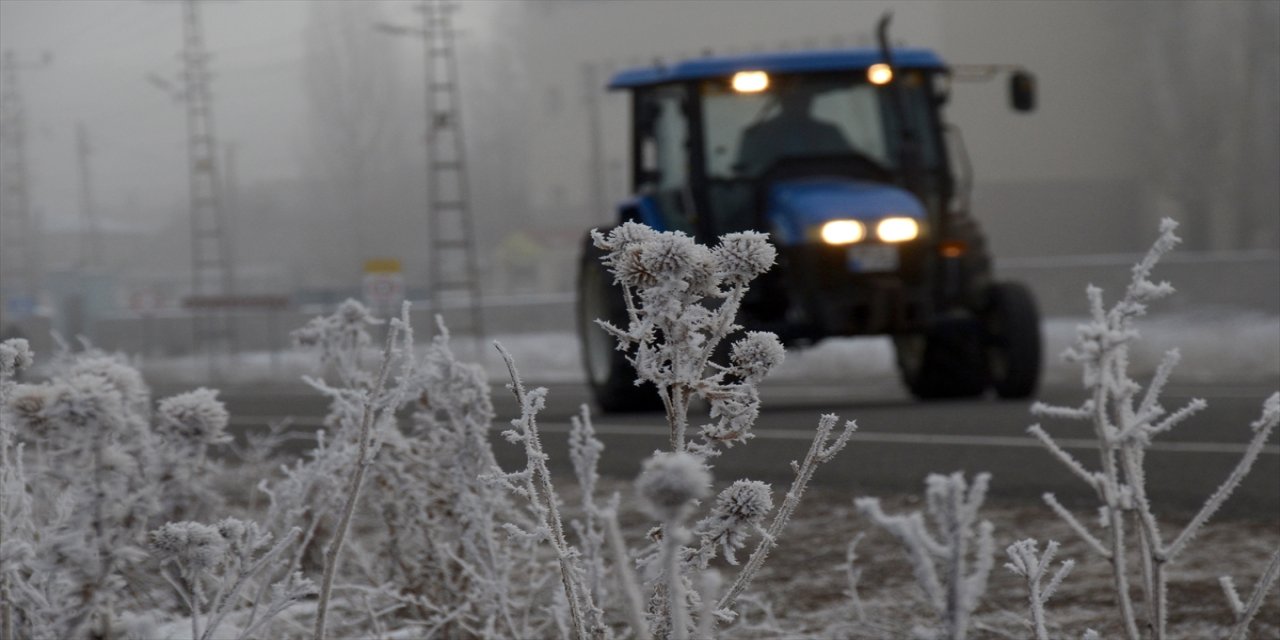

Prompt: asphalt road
[193,376,1280,517]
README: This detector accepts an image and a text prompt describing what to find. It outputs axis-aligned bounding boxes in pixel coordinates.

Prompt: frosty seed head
[636,451,711,521]
[685,243,720,297]
[46,372,126,433]
[612,243,658,288]
[291,317,326,348]
[6,383,57,438]
[149,521,228,570]
[713,232,776,286]
[69,355,150,412]
[336,298,376,327]
[729,332,785,383]
[0,338,34,379]
[156,388,231,446]
[695,480,774,563]
[602,221,658,251]
[713,480,774,524]
[216,517,271,559]
[638,232,700,281]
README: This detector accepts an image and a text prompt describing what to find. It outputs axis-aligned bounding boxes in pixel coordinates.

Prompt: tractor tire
[983,281,1042,399]
[894,319,989,400]
[577,236,664,413]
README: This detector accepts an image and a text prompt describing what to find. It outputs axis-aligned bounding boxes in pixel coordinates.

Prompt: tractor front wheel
[577,236,663,413]
[894,320,989,400]
[982,281,1042,399]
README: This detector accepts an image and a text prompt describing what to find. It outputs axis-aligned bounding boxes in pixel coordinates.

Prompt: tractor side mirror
[1010,70,1036,112]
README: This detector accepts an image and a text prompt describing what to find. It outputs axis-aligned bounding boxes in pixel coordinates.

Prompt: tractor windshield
[701,71,943,179]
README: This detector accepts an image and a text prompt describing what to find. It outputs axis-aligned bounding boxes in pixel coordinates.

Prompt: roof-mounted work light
[731,70,769,93]
[867,63,893,85]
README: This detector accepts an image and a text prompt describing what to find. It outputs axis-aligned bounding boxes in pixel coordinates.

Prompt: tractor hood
[766,178,927,246]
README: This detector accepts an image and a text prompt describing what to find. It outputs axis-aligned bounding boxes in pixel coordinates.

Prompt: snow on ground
[138,311,1280,389]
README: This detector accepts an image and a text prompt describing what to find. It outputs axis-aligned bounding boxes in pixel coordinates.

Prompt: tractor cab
[579,31,1043,412]
[613,48,955,244]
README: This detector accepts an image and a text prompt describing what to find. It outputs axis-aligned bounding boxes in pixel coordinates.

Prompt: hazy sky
[0,0,504,231]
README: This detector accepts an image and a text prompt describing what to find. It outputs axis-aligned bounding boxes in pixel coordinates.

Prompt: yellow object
[867,63,893,85]
[363,258,403,274]
[732,70,769,93]
[820,220,866,245]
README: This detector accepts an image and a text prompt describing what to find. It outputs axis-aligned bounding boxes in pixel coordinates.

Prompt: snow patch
[135,313,1279,388]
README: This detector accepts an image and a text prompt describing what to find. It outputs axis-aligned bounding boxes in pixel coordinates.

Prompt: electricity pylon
[76,123,103,269]
[0,50,50,321]
[151,0,236,355]
[377,0,484,340]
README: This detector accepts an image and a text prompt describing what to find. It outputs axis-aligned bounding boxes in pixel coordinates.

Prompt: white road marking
[230,416,1279,456]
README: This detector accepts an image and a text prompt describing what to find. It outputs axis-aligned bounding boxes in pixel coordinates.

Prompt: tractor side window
[880,73,943,172]
[637,89,694,233]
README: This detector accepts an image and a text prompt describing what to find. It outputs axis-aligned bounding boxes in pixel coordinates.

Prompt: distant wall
[79,252,1277,357]
[998,251,1280,316]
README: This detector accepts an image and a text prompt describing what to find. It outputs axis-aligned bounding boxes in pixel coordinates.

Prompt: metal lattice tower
[76,123,103,269]
[177,0,235,351]
[0,50,45,316]
[421,0,483,338]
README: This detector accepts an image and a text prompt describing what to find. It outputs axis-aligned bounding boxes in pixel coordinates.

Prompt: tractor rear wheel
[983,281,1042,399]
[894,320,989,400]
[577,236,663,413]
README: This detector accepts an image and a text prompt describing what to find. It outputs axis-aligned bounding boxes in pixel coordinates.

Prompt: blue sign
[4,295,37,317]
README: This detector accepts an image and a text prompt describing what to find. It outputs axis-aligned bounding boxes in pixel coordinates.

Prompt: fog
[0,0,1276,349]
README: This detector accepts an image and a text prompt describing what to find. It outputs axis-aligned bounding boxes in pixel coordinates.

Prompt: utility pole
[0,50,50,323]
[151,0,236,356]
[377,0,484,340]
[582,62,606,224]
[75,122,103,269]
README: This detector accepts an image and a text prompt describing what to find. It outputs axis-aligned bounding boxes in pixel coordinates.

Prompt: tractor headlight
[731,70,769,93]
[820,220,866,245]
[876,217,919,243]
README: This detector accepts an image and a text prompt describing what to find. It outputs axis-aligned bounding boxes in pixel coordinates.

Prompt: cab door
[632,86,695,234]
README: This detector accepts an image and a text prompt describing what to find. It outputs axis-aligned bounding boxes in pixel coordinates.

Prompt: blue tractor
[578,20,1042,411]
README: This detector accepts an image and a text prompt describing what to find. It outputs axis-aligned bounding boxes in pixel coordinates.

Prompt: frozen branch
[718,414,856,612]
[1226,547,1280,640]
[1005,539,1075,640]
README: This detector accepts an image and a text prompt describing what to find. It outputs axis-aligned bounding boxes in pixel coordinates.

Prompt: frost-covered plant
[0,338,35,640]
[264,305,576,639]
[841,533,867,623]
[149,518,313,640]
[1220,548,1280,640]
[855,472,995,640]
[568,404,616,625]
[291,298,382,389]
[635,451,711,640]
[153,387,233,522]
[1029,219,1280,640]
[590,222,782,456]
[692,479,773,568]
[588,223,857,637]
[1004,538,1075,640]
[489,344,604,639]
[1,345,162,639]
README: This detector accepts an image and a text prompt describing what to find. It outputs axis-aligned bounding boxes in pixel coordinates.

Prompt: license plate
[847,244,899,273]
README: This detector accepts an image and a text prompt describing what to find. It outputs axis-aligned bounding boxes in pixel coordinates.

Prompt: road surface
[192,377,1280,516]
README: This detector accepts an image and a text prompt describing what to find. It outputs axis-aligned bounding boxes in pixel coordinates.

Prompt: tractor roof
[608,47,946,89]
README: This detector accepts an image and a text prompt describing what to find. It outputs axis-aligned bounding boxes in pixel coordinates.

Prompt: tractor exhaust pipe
[874,12,921,194]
